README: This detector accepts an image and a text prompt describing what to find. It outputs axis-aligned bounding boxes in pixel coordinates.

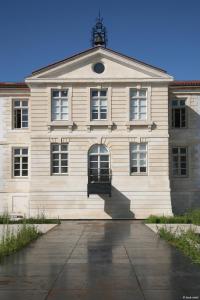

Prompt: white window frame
[91,89,108,120]
[171,99,186,129]
[13,99,29,129]
[51,143,68,175]
[13,147,28,177]
[130,143,148,175]
[130,88,147,121]
[51,89,69,121]
[172,146,188,177]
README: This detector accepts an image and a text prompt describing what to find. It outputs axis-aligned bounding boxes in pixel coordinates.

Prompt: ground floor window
[130,143,147,174]
[172,146,187,177]
[51,143,68,174]
[88,144,110,182]
[13,148,28,177]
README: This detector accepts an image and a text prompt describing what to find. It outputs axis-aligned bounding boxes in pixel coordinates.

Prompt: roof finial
[91,12,108,48]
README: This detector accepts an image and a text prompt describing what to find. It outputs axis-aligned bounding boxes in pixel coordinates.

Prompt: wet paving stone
[0,220,199,299]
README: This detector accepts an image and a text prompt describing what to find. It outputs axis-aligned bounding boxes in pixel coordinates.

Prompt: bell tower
[91,12,108,48]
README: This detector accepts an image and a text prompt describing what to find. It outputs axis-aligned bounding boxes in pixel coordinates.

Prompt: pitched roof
[0,82,29,89]
[170,80,200,87]
[30,46,167,76]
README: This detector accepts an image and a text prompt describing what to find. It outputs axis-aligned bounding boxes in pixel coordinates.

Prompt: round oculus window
[93,62,105,74]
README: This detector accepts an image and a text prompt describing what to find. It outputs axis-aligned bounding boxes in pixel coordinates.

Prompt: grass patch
[0,224,41,259]
[158,226,200,264]
[146,209,200,225]
[0,213,61,225]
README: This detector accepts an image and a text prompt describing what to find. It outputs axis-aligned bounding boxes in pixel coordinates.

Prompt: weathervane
[91,11,108,48]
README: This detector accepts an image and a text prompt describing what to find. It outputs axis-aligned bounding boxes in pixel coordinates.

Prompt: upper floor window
[51,90,68,121]
[13,148,28,177]
[13,99,28,129]
[172,99,186,128]
[130,143,147,174]
[91,89,107,120]
[51,143,68,175]
[172,147,187,177]
[130,89,147,121]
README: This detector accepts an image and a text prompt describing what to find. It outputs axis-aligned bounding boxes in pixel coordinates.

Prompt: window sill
[86,121,114,131]
[126,121,154,131]
[47,121,74,132]
[130,173,148,176]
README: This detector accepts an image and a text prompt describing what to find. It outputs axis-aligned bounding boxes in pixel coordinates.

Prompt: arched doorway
[87,144,111,197]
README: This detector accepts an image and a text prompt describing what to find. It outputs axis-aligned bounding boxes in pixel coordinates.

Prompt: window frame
[51,143,69,175]
[172,146,188,178]
[12,99,29,129]
[171,98,187,129]
[90,89,108,121]
[130,88,148,121]
[130,143,148,175]
[51,89,69,121]
[13,147,29,178]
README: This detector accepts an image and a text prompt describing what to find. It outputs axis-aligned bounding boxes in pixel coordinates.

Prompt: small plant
[146,209,200,225]
[0,223,41,259]
[0,213,61,225]
[158,226,200,264]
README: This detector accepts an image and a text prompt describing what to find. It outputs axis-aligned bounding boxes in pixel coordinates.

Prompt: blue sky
[0,0,199,81]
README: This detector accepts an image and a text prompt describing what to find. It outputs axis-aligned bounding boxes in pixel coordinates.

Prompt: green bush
[146,209,200,225]
[159,227,200,264]
[0,224,41,259]
[0,213,60,225]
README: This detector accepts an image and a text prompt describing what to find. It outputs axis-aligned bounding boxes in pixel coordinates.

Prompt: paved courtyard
[0,221,199,300]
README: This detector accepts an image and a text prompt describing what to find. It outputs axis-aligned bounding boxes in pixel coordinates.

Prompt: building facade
[0,30,200,219]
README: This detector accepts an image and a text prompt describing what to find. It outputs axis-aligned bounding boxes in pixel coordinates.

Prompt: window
[13,99,28,128]
[88,144,110,182]
[51,90,68,121]
[130,89,147,120]
[172,99,186,128]
[51,144,68,174]
[13,148,28,177]
[130,143,147,174]
[93,63,105,74]
[91,89,107,120]
[172,147,187,177]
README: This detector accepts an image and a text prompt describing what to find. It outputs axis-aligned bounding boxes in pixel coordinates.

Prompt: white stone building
[0,20,199,219]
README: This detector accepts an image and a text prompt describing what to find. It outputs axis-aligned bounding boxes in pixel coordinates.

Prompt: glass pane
[131,153,137,159]
[172,100,178,107]
[61,154,68,160]
[180,100,185,106]
[100,90,107,97]
[61,107,68,113]
[14,100,20,107]
[100,145,108,153]
[92,90,98,97]
[22,100,28,107]
[22,163,28,169]
[92,113,98,120]
[14,149,20,155]
[139,89,146,97]
[172,148,178,154]
[140,144,146,151]
[100,113,107,119]
[140,160,146,167]
[15,157,20,163]
[22,122,28,128]
[53,160,59,166]
[53,153,59,159]
[139,113,146,120]
[100,162,109,168]
[90,162,98,169]
[14,164,20,170]
[61,90,68,97]
[61,99,68,106]
[100,155,109,161]
[140,167,146,173]
[22,115,28,121]
[52,90,59,97]
[132,160,137,166]
[140,153,146,159]
[131,144,137,151]
[130,89,137,97]
[61,167,68,173]
[139,106,146,113]
[92,100,99,106]
[181,169,187,175]
[173,169,179,176]
[140,99,146,106]
[52,114,60,120]
[131,99,138,106]
[53,167,59,173]
[131,107,137,113]
[100,100,107,106]
[61,160,68,166]
[130,113,137,120]
[22,170,28,176]
[180,148,186,154]
[52,144,59,152]
[61,113,68,120]
[22,157,28,163]
[131,167,137,173]
[61,144,68,152]
[22,149,28,155]
[14,170,20,176]
[90,155,98,161]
